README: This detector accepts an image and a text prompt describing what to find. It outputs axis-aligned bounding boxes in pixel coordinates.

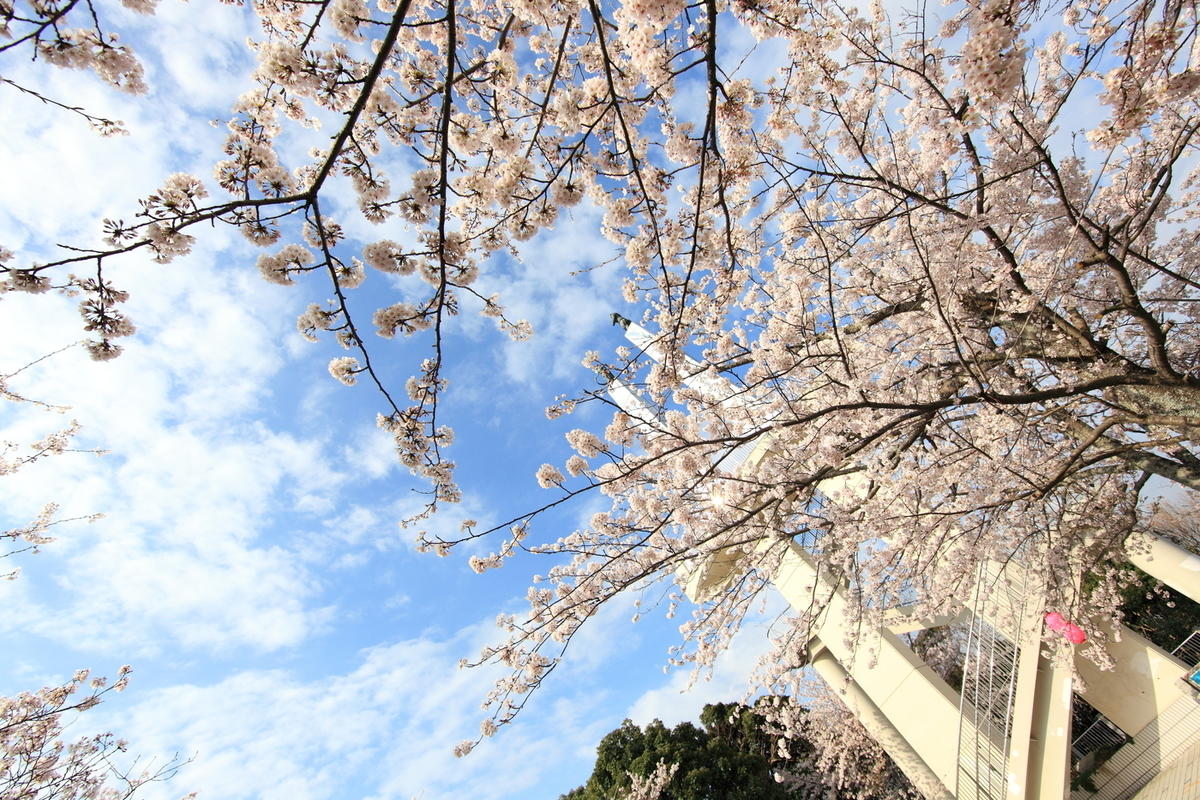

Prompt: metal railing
[1071,715,1130,762]
[1170,629,1200,666]
[955,564,1026,800]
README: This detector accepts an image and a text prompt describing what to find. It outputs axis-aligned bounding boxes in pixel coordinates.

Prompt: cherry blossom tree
[1,350,103,581]
[437,0,1200,750]
[4,0,1200,771]
[757,692,922,800]
[0,351,192,799]
[0,667,193,800]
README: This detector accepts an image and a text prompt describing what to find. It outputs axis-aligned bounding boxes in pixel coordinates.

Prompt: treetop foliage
[561,700,918,800]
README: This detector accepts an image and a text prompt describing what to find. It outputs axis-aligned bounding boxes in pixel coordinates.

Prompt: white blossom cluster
[256,243,315,285]
[0,666,194,800]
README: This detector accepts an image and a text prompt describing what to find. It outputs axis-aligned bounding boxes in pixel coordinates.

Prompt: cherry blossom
[4,0,1200,778]
[0,666,193,800]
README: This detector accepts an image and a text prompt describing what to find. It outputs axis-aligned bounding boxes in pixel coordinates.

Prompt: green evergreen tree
[1117,566,1200,654]
[559,700,916,800]
[560,710,796,800]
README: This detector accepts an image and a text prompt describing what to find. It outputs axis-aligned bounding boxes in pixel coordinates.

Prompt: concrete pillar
[1074,622,1191,736]
[1004,611,1047,800]
[1026,652,1073,800]
[772,541,1002,791]
[809,644,955,800]
[967,561,1072,799]
[1128,533,1200,607]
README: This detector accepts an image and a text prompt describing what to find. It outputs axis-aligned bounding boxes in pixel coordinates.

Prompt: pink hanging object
[1044,612,1087,643]
[1063,623,1088,644]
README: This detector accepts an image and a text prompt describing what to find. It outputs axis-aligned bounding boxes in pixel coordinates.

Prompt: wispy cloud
[625,599,784,728]
[100,616,607,800]
[0,271,342,656]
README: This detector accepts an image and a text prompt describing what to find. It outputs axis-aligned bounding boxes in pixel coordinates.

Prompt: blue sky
[0,2,783,798]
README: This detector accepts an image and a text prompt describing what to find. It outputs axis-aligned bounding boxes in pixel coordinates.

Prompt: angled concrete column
[1128,532,1200,606]
[809,644,954,800]
[772,541,1002,791]
[1074,622,1191,736]
[1025,652,1073,800]
[881,606,965,635]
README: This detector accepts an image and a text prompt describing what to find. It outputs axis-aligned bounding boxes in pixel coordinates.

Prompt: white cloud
[132,0,258,112]
[625,603,782,728]
[99,617,604,800]
[341,421,399,481]
[0,237,358,657]
[0,98,169,255]
[0,399,343,655]
[387,491,497,555]
[470,201,626,386]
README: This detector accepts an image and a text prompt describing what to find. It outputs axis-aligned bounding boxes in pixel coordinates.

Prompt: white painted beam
[1128,532,1200,607]
[809,644,955,800]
